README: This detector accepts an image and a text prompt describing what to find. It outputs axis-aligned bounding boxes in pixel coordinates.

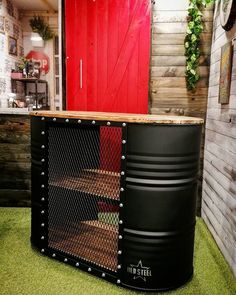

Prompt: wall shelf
[11,78,49,109]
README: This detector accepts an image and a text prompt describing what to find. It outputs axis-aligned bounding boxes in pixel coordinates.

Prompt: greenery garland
[185,0,214,91]
[30,16,54,41]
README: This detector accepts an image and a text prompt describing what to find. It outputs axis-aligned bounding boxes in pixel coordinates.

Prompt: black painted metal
[121,124,202,291]
[31,117,202,291]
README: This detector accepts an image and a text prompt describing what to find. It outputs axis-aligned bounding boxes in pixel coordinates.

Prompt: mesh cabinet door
[47,124,122,272]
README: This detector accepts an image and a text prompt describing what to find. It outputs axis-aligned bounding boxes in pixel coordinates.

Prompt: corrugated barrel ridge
[121,124,202,291]
[126,153,199,188]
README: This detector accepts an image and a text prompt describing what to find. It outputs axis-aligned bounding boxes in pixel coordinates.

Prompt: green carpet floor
[0,208,236,295]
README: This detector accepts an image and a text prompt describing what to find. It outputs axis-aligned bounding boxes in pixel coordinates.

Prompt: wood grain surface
[0,115,31,206]
[31,111,204,125]
[49,220,118,271]
[202,2,236,277]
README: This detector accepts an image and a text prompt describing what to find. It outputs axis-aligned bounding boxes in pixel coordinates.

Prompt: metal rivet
[64,258,68,262]
[122,123,126,127]
[41,131,45,135]
[41,117,45,121]
[122,140,126,144]
[41,197,45,201]
[41,159,45,162]
[88,267,92,272]
[41,249,45,253]
[41,145,45,149]
[119,220,123,225]
[121,155,125,160]
[121,171,125,176]
[118,235,122,240]
[41,210,45,214]
[78,120,81,123]
[41,172,45,176]
[41,223,45,227]
[92,120,96,124]
[41,184,45,188]
[102,273,106,277]
[52,253,56,257]
[53,118,56,121]
[118,250,122,255]
[117,265,122,269]
[117,279,121,284]
[119,203,123,208]
[107,121,111,126]
[65,119,69,122]
[120,188,124,192]
[76,262,79,267]
[41,236,45,240]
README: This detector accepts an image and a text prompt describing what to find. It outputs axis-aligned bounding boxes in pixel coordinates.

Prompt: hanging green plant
[185,0,214,91]
[29,16,54,41]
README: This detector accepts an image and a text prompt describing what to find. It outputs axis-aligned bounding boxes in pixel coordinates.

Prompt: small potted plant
[11,57,28,79]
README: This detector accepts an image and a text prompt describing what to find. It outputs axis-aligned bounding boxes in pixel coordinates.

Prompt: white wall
[0,0,23,107]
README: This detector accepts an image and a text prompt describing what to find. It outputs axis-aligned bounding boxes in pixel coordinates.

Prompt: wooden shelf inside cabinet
[49,220,118,271]
[49,169,121,200]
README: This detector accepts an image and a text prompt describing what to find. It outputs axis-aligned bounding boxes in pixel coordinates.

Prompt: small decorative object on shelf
[220,0,236,31]
[11,71,22,79]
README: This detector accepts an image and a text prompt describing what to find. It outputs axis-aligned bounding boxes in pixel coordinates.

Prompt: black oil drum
[121,124,202,291]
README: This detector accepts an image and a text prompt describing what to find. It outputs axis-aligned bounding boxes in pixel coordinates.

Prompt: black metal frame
[31,115,128,285]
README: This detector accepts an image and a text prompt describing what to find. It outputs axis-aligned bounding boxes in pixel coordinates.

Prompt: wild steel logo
[127,260,152,282]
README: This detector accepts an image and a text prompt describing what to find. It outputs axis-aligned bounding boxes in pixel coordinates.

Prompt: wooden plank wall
[202,1,236,277]
[0,115,31,206]
[150,0,213,116]
[150,0,214,214]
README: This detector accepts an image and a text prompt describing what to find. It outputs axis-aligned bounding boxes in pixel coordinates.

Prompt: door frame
[61,0,67,110]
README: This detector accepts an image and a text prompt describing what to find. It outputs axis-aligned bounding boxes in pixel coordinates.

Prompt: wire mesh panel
[47,124,122,272]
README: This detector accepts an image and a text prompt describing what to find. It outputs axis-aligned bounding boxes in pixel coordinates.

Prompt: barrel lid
[30,111,204,125]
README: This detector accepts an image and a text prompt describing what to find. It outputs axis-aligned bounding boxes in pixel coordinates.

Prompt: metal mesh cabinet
[31,111,203,291]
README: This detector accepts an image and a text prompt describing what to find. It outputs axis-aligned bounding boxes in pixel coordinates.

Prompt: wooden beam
[40,0,56,12]
[20,11,58,17]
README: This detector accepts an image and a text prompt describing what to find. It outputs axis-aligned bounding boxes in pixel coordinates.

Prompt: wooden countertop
[30,111,204,125]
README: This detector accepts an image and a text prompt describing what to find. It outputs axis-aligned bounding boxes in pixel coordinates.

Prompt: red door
[65,0,151,114]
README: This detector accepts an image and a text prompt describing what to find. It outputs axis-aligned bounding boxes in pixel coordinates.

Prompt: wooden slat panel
[202,209,236,277]
[206,118,236,139]
[151,66,210,77]
[151,107,206,116]
[151,55,210,66]
[152,10,213,23]
[152,33,212,45]
[0,190,31,207]
[151,87,208,99]
[150,77,209,88]
[116,0,130,112]
[102,0,150,111]
[152,0,214,11]
[152,44,211,56]
[0,115,30,207]
[153,22,212,34]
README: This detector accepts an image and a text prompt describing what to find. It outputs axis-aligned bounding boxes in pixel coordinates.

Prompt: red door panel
[65,0,151,114]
